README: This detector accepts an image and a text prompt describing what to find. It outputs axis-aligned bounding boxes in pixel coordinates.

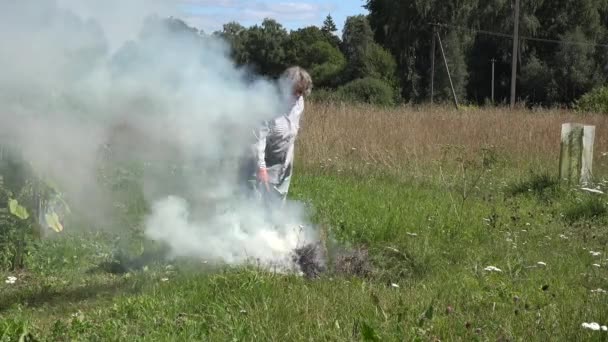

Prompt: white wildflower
[582,322,607,331]
[581,188,605,194]
[386,247,400,253]
[593,264,602,268]
[537,262,547,266]
[407,232,418,237]
[582,322,601,331]
[590,251,602,257]
[559,234,569,240]
[591,289,607,294]
[161,278,169,282]
[391,283,400,288]
[484,266,502,272]
[5,276,17,284]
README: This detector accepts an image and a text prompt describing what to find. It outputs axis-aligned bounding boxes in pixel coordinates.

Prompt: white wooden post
[560,123,596,185]
[582,125,596,185]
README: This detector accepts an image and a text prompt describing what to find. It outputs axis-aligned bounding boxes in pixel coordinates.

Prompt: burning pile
[292,242,372,279]
[293,243,327,279]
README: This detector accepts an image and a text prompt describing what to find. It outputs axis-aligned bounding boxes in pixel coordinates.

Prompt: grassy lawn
[2,161,608,341]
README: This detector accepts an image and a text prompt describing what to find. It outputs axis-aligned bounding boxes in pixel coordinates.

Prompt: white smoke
[0,1,317,271]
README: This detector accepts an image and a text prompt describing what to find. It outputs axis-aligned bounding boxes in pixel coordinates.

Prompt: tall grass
[298,103,608,178]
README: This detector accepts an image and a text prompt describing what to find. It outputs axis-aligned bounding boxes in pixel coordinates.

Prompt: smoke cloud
[0,1,317,271]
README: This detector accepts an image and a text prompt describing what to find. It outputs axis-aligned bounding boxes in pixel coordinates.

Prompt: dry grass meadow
[298,102,608,178]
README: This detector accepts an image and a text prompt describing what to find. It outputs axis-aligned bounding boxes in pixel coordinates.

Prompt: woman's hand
[257,167,269,184]
[257,167,270,192]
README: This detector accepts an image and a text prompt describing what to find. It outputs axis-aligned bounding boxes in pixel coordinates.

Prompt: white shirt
[254,95,304,183]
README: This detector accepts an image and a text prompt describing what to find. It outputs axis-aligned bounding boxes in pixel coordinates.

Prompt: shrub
[575,86,608,114]
[337,77,396,106]
[308,88,341,103]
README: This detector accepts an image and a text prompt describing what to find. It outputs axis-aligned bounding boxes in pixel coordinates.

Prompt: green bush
[336,77,396,106]
[575,86,608,114]
[308,88,341,103]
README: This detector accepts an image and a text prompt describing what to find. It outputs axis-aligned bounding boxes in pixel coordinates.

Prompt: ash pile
[292,242,372,279]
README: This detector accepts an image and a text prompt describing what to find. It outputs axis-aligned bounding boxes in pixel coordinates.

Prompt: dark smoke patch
[293,243,373,280]
[293,243,327,279]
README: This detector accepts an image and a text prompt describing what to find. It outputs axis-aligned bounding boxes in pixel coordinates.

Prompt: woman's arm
[253,120,270,175]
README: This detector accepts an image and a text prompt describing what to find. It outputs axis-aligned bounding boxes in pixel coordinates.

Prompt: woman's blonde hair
[281,66,313,97]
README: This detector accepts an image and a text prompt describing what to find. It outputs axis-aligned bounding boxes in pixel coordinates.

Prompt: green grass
[1,167,608,341]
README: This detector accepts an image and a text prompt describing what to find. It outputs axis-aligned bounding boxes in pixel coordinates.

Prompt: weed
[505,171,561,200]
[0,319,36,342]
[563,195,607,223]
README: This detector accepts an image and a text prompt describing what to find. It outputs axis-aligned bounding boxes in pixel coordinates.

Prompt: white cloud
[180,0,247,7]
[178,0,334,31]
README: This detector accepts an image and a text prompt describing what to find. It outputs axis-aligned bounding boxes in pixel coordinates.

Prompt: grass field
[2,104,608,341]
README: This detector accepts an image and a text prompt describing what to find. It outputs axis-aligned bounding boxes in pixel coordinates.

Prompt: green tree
[322,14,338,34]
[215,22,250,66]
[518,54,556,105]
[285,26,334,65]
[341,15,397,87]
[365,43,398,87]
[337,77,397,106]
[552,27,604,103]
[365,0,608,106]
[342,15,374,81]
[244,19,289,77]
[365,0,478,101]
[436,30,470,102]
[307,41,347,88]
[284,26,346,87]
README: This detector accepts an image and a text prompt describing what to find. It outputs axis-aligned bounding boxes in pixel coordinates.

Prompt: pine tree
[322,14,338,34]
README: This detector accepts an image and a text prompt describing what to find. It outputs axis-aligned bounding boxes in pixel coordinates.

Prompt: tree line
[214,1,608,108]
[142,0,608,108]
[365,0,608,107]
[213,14,400,106]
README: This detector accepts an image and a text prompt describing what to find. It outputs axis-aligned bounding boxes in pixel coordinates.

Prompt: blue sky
[176,0,368,34]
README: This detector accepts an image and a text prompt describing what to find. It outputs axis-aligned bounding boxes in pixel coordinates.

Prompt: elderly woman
[242,66,313,206]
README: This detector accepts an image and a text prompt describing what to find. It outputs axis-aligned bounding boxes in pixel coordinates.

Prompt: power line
[430,22,608,48]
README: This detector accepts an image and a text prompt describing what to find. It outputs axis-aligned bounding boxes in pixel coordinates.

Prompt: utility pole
[491,58,496,104]
[430,26,436,104]
[510,0,520,109]
[436,32,459,109]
